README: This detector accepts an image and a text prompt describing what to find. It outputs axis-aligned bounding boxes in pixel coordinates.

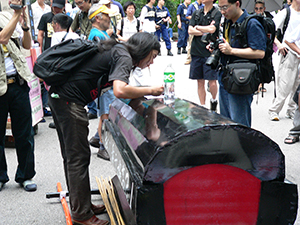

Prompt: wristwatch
[22,21,29,31]
[22,26,29,31]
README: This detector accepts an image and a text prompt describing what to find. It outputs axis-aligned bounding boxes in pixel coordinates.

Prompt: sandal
[284,135,299,144]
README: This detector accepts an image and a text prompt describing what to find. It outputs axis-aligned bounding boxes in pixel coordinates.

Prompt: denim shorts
[189,55,218,80]
[99,88,115,116]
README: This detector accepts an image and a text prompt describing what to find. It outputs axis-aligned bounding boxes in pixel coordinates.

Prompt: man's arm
[0,5,22,45]
[219,39,265,59]
[285,40,300,56]
[274,37,288,56]
[113,80,163,99]
[20,7,31,50]
[189,22,216,36]
[177,14,182,29]
[37,30,44,50]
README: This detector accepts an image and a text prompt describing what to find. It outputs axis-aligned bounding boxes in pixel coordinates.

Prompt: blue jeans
[0,82,35,184]
[87,99,98,116]
[218,73,253,127]
[155,24,171,50]
[177,22,189,48]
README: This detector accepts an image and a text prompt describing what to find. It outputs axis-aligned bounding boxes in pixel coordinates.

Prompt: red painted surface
[163,164,261,225]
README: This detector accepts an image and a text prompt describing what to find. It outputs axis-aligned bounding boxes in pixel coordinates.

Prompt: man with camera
[217,0,266,127]
[0,0,36,192]
[188,0,221,111]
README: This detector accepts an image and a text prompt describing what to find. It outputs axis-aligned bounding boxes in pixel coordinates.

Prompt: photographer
[0,0,36,192]
[188,0,221,111]
[218,0,266,127]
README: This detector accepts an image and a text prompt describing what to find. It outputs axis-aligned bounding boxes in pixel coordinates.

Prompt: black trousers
[0,82,35,184]
[48,95,94,221]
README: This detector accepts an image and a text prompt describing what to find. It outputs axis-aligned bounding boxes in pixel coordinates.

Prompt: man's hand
[151,86,164,96]
[9,0,23,13]
[219,38,232,55]
[277,42,288,56]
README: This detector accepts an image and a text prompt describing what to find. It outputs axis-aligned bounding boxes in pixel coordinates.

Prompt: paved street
[1,42,300,224]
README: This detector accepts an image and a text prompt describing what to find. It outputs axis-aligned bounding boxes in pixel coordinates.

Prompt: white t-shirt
[140,6,156,33]
[31,1,51,37]
[273,7,300,56]
[51,31,80,47]
[117,17,142,40]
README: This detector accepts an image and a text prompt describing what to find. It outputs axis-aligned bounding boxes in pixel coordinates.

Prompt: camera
[10,0,25,10]
[205,38,224,70]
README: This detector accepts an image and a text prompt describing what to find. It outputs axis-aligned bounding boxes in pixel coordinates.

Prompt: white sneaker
[270,112,279,121]
[285,111,295,120]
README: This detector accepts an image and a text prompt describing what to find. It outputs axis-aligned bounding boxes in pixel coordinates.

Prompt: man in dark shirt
[37,0,72,127]
[188,0,221,111]
[37,0,71,51]
[48,32,163,225]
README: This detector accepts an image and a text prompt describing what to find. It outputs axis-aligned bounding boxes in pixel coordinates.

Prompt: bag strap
[282,6,290,40]
[61,32,68,42]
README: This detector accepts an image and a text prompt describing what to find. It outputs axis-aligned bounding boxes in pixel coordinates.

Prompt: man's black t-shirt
[50,44,132,106]
[189,7,222,57]
[38,12,73,51]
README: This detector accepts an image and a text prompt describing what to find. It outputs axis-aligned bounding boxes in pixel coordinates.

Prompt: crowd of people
[1,0,300,224]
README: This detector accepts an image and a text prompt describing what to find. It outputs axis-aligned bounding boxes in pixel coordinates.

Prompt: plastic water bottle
[164,64,175,104]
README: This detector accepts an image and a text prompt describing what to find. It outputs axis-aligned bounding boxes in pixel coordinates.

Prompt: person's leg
[87,100,98,118]
[0,92,9,185]
[218,73,231,119]
[49,96,94,221]
[197,79,206,105]
[162,25,171,50]
[228,93,253,127]
[287,63,300,115]
[269,53,299,116]
[185,35,194,64]
[8,83,35,184]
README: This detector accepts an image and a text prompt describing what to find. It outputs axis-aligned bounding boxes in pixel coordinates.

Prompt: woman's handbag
[222,60,260,95]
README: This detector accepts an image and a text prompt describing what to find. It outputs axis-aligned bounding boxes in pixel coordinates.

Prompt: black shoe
[0,182,4,191]
[182,47,187,54]
[87,113,97,120]
[43,108,52,117]
[167,50,173,56]
[89,136,100,148]
[210,100,218,112]
[49,122,56,129]
[177,48,181,55]
[97,148,110,161]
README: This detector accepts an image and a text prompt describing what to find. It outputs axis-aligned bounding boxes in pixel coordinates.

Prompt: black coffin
[102,98,298,225]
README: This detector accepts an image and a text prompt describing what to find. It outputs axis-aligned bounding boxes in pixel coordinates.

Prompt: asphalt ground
[1,41,300,224]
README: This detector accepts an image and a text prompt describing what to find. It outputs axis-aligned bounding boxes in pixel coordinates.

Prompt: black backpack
[234,14,276,87]
[33,38,99,86]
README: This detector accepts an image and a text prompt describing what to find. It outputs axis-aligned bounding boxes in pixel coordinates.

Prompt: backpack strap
[282,6,290,40]
[120,18,124,37]
[136,19,140,33]
[61,32,68,42]
[192,2,199,10]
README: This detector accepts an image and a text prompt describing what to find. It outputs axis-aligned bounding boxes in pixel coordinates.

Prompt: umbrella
[242,0,283,13]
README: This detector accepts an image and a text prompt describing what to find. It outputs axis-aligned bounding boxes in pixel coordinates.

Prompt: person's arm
[20,7,31,50]
[219,38,265,59]
[274,37,288,56]
[37,30,44,50]
[177,14,182,29]
[189,21,216,36]
[113,80,163,99]
[0,2,22,45]
[285,40,300,56]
